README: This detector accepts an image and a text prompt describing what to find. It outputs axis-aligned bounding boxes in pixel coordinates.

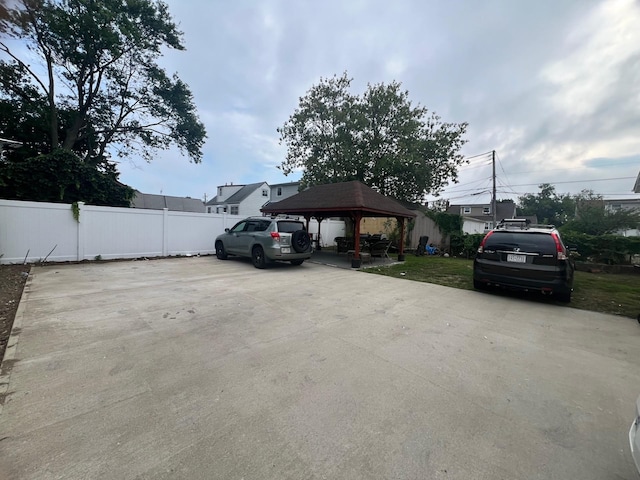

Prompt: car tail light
[477,231,494,254]
[551,232,567,260]
[270,232,280,242]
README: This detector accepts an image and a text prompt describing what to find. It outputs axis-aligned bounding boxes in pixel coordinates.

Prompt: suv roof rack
[495,219,556,230]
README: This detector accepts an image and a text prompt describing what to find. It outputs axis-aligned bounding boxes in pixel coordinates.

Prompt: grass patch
[366,255,640,319]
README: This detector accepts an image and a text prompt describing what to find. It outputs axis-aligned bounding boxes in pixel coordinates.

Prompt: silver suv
[215,217,312,268]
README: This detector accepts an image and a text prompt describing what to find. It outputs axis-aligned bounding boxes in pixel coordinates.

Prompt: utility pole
[492,150,497,228]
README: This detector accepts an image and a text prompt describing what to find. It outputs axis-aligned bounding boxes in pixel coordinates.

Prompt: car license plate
[507,254,526,263]
[281,247,291,254]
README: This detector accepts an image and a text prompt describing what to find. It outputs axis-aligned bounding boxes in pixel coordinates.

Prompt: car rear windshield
[485,232,557,254]
[276,221,305,233]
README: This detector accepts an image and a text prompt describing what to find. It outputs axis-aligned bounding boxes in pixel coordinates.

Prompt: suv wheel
[473,279,488,291]
[252,246,266,269]
[291,230,311,253]
[215,241,227,260]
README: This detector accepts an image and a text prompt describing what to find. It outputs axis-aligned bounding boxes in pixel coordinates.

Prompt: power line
[506,176,636,187]
[445,175,637,195]
[463,151,493,161]
[443,176,494,193]
[494,159,640,177]
[458,161,492,172]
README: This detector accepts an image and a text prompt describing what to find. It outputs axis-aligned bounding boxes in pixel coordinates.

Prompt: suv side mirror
[224,228,230,233]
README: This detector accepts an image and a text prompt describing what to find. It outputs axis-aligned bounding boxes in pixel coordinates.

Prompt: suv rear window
[485,232,557,254]
[276,221,305,233]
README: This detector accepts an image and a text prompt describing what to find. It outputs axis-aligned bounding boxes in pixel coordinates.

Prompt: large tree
[277,73,468,203]
[0,0,206,205]
[517,183,575,226]
[562,190,640,236]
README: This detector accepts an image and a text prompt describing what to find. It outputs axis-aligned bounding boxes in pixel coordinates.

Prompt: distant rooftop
[132,191,205,212]
[206,182,266,206]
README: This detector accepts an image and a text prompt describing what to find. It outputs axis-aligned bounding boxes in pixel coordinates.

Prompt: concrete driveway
[1,257,639,479]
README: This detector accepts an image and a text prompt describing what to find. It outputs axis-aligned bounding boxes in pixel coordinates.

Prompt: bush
[450,233,485,258]
[560,231,640,264]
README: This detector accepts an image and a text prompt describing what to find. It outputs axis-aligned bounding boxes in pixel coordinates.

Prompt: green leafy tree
[277,73,468,203]
[0,0,206,205]
[3,149,133,206]
[561,190,640,236]
[517,183,575,225]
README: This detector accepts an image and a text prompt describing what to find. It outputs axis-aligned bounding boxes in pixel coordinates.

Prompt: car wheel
[252,246,266,269]
[473,279,488,291]
[215,241,227,260]
[291,230,311,253]
[556,291,572,303]
[290,259,304,266]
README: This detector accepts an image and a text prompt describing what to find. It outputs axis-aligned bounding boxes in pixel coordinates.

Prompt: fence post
[76,202,85,261]
[162,208,169,256]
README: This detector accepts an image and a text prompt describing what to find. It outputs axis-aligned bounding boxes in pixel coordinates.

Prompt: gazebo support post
[304,215,312,247]
[352,212,362,268]
[397,217,406,261]
[315,216,325,251]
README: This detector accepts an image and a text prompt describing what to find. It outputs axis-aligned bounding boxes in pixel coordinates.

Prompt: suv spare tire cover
[291,230,311,253]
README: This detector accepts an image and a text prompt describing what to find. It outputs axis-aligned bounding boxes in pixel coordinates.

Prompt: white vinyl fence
[0,199,240,264]
[0,199,345,265]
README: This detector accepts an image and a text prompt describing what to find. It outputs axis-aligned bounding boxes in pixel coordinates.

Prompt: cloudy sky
[116,0,640,204]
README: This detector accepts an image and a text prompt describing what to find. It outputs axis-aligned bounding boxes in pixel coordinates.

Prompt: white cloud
[541,0,640,118]
[118,0,640,201]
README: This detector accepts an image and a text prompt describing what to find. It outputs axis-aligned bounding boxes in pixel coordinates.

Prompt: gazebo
[261,181,416,267]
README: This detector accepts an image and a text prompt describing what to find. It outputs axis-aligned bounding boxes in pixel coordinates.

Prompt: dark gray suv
[473,219,575,302]
[215,217,311,268]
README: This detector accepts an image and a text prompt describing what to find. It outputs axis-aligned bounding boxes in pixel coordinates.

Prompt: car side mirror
[225,228,230,233]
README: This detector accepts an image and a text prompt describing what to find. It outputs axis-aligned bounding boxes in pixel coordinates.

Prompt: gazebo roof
[261,181,416,219]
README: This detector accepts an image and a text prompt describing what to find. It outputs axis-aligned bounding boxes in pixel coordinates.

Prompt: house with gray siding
[604,198,640,236]
[206,182,270,216]
[447,200,517,234]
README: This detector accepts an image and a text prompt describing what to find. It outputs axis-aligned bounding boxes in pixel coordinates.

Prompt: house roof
[604,198,640,205]
[447,201,516,221]
[261,181,416,219]
[270,181,300,188]
[207,182,266,205]
[131,192,205,212]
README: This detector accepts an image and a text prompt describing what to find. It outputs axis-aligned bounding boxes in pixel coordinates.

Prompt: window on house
[262,189,268,197]
[230,206,239,215]
[277,187,282,196]
[207,207,212,213]
[463,206,471,214]
[483,207,491,215]
[484,222,492,230]
[611,204,622,210]
[223,207,227,213]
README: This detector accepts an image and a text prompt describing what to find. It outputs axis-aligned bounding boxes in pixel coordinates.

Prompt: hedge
[451,231,640,264]
[560,231,640,264]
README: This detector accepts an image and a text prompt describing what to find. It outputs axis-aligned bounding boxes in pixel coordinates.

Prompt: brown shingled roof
[261,181,416,218]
